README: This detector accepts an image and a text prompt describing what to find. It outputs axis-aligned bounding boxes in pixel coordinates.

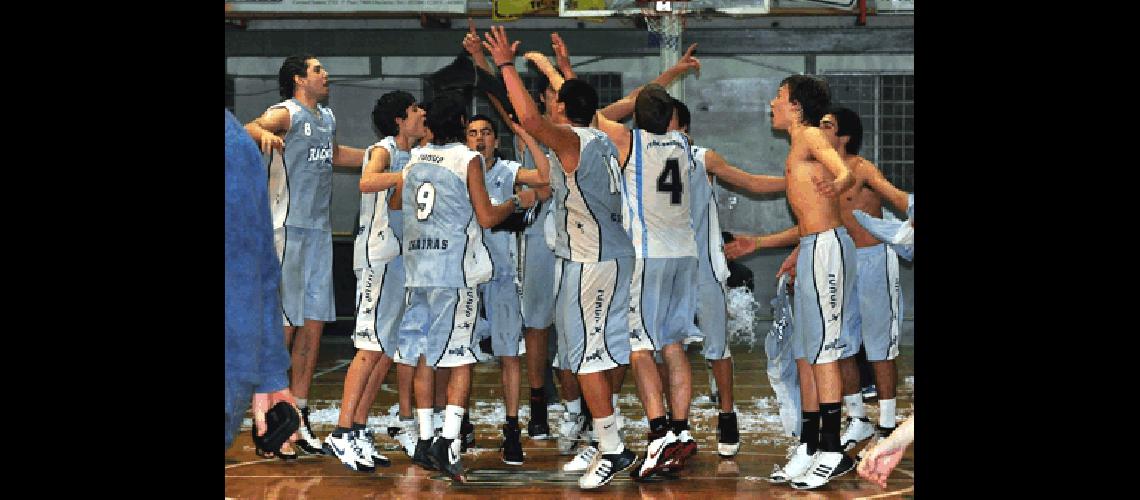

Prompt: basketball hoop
[639,0,688,52]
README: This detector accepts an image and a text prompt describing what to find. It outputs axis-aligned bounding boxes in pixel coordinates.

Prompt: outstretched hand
[482,25,521,67]
[857,439,907,488]
[723,234,757,260]
[551,32,570,60]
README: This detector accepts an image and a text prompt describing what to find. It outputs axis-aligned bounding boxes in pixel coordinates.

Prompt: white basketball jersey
[352,137,403,270]
[621,129,697,258]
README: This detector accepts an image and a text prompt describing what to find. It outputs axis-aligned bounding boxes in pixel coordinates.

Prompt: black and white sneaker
[355,428,391,467]
[717,412,741,457]
[296,407,325,455]
[412,437,437,471]
[323,431,374,472]
[789,450,856,490]
[428,436,466,482]
[501,424,525,465]
[579,447,637,489]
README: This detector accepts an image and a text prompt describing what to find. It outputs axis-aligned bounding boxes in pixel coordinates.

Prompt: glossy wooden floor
[226,336,915,499]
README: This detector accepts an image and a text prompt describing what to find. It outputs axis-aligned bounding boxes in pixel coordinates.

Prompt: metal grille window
[821,73,914,192]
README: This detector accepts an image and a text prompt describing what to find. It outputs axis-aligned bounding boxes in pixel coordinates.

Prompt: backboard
[558,0,770,17]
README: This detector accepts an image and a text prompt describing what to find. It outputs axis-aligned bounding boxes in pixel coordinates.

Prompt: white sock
[442,405,465,440]
[611,394,619,409]
[879,399,896,429]
[844,393,866,419]
[417,408,434,440]
[565,398,582,415]
[593,414,623,454]
[297,398,308,409]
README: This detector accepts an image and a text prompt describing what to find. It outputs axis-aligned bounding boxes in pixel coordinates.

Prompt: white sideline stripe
[313,359,352,378]
[855,486,914,499]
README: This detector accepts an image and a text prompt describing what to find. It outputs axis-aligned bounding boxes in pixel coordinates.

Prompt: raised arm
[523,51,564,92]
[857,158,910,215]
[244,107,290,154]
[599,43,701,122]
[463,18,495,75]
[484,25,581,172]
[704,149,786,195]
[507,117,551,187]
[551,32,576,80]
[803,127,854,195]
[467,156,537,228]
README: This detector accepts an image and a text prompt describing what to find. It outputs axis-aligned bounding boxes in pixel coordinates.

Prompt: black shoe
[429,437,466,482]
[528,398,551,439]
[412,438,437,471]
[295,407,325,455]
[717,412,741,458]
[502,424,525,465]
[581,447,638,489]
[460,414,475,452]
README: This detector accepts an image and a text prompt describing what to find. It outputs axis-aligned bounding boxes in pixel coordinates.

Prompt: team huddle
[241,24,911,491]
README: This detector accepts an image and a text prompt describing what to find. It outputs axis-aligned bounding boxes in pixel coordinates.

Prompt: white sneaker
[296,407,325,455]
[578,447,637,489]
[323,431,374,472]
[840,417,875,451]
[789,450,856,490]
[632,430,678,481]
[768,443,814,483]
[558,412,587,455]
[355,428,390,467]
[563,444,598,472]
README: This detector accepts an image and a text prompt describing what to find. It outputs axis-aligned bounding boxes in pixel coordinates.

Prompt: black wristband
[497,61,515,69]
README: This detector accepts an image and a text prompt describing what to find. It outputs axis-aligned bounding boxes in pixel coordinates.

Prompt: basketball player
[322,91,425,472]
[464,113,550,465]
[485,25,638,489]
[724,75,859,490]
[243,54,367,455]
[396,93,537,482]
[668,99,788,459]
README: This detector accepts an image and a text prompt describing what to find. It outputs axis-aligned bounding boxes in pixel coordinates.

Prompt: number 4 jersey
[401,143,493,289]
[621,129,697,258]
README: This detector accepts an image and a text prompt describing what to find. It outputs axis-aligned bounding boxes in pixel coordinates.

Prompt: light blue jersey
[520,144,553,238]
[482,158,521,279]
[401,143,492,288]
[549,127,634,263]
[689,146,730,284]
[265,99,336,231]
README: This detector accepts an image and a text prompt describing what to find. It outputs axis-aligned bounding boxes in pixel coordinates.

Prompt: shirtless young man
[724,75,858,490]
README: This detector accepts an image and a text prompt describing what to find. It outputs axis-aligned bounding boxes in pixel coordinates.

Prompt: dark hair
[558,79,599,127]
[634,84,674,134]
[673,99,691,133]
[372,91,417,138]
[278,54,316,100]
[779,74,830,127]
[467,113,499,136]
[828,105,863,155]
[425,92,468,145]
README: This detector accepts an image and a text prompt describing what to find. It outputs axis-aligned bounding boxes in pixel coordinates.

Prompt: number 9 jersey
[400,142,493,289]
[620,129,698,258]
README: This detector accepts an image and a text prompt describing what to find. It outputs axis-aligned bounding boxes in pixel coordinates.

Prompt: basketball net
[640,0,688,101]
